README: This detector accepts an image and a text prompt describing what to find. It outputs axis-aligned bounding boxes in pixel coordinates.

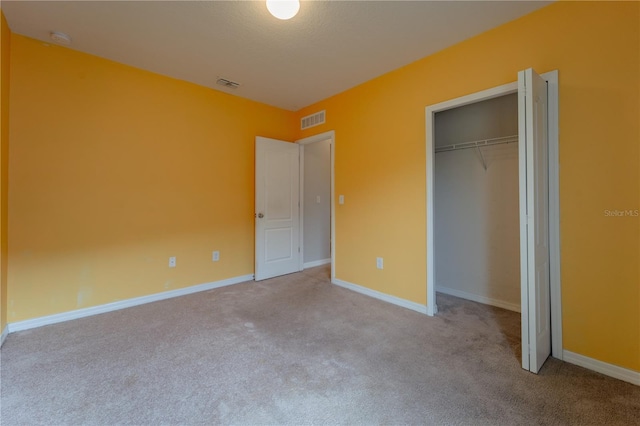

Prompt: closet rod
[434,135,518,153]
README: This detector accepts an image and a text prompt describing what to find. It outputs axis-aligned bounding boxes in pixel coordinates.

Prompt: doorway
[425,70,561,373]
[299,138,332,270]
[434,93,521,313]
[297,131,336,281]
[255,131,336,281]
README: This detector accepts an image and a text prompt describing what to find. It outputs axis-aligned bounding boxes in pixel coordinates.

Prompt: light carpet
[1,265,638,425]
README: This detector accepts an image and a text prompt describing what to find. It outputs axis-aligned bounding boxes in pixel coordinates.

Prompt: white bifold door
[518,68,551,373]
[255,137,302,281]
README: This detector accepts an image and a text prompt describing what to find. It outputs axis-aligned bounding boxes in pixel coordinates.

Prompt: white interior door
[518,68,551,373]
[255,137,301,281]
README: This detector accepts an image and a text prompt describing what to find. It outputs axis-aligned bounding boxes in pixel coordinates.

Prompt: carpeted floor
[1,265,639,425]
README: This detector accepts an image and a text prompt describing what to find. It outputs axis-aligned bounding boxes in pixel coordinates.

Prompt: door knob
[257,213,264,218]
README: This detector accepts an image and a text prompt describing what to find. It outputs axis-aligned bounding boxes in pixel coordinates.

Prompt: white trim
[517,70,530,370]
[563,350,640,386]
[429,82,519,113]
[332,278,428,315]
[331,136,335,282]
[296,130,336,282]
[0,325,8,347]
[303,258,331,269]
[7,274,254,333]
[298,144,306,272]
[545,70,562,360]
[426,104,435,315]
[437,286,521,313]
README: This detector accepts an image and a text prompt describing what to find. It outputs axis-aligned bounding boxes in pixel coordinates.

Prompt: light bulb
[266,0,300,20]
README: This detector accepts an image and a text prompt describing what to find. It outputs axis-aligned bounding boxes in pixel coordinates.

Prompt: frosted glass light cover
[266,0,300,20]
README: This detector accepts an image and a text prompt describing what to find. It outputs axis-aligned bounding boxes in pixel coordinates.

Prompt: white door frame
[425,71,562,360]
[296,131,336,281]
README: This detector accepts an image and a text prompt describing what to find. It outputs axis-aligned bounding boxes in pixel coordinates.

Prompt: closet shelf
[434,135,518,153]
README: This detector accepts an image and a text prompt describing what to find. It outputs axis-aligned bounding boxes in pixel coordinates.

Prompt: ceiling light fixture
[266,0,300,20]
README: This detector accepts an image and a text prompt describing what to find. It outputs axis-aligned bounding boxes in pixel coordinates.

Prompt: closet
[434,94,520,312]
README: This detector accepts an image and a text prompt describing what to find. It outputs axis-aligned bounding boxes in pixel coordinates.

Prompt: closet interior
[434,93,521,312]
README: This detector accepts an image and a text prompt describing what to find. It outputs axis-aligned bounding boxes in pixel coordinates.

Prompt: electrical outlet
[212,251,220,262]
[169,256,176,268]
[376,257,383,269]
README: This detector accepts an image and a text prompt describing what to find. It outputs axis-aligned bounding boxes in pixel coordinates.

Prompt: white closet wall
[434,94,520,311]
[303,139,331,266]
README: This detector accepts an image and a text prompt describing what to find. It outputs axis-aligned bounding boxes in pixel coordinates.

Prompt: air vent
[301,110,325,130]
[50,31,72,45]
[216,78,240,89]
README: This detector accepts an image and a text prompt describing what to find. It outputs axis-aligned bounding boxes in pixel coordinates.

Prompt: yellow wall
[0,10,11,335]
[8,34,296,321]
[5,2,639,372]
[297,1,639,371]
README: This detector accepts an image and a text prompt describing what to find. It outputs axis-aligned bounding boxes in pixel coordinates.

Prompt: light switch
[339,195,345,205]
[316,195,321,204]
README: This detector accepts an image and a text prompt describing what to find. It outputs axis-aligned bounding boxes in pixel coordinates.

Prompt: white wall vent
[301,110,326,130]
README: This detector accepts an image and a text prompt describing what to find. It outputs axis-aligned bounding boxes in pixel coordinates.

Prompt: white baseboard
[304,258,331,269]
[436,286,521,313]
[0,325,8,347]
[332,278,427,315]
[563,350,640,386]
[7,274,254,333]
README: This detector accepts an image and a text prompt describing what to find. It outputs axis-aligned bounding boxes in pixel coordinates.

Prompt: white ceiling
[2,1,551,111]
